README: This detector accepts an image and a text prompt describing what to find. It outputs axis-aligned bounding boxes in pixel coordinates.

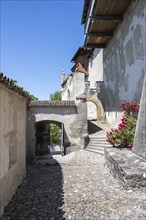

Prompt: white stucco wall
[88,49,103,88]
[100,0,146,124]
[0,84,27,216]
[61,71,85,101]
[61,75,75,100]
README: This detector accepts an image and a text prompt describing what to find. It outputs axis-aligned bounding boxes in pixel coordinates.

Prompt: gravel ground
[1,150,146,220]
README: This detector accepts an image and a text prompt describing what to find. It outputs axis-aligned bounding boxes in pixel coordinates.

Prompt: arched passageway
[36,120,64,156]
[86,97,105,121]
[27,100,88,160]
[87,101,97,120]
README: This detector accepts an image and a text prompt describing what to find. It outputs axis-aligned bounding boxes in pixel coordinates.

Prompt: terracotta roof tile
[0,72,30,100]
[30,100,75,107]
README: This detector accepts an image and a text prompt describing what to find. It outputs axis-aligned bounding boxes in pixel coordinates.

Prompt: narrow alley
[1,150,146,220]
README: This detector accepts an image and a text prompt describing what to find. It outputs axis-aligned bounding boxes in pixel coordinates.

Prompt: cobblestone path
[1,150,146,220]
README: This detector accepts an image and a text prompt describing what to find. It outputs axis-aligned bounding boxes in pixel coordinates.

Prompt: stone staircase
[85,120,113,155]
[85,135,112,155]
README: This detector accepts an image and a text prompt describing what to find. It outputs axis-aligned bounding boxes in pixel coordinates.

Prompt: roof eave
[81,0,91,24]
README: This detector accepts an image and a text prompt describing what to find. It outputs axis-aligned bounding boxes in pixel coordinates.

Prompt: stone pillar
[132,74,146,160]
[76,100,88,147]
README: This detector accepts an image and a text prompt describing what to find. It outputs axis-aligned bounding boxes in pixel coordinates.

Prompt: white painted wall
[100,0,146,125]
[61,75,75,100]
[61,71,85,101]
[0,84,27,216]
[88,49,103,88]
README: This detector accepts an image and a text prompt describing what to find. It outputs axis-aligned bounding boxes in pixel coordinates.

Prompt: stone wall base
[104,148,146,189]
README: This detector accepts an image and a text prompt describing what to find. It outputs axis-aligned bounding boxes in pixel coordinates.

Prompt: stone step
[87,145,112,149]
[90,137,107,139]
[86,145,111,150]
[89,139,112,145]
[89,138,107,141]
[89,140,111,144]
[85,148,104,155]
[89,135,106,139]
[87,143,113,147]
[89,139,107,142]
[85,143,112,155]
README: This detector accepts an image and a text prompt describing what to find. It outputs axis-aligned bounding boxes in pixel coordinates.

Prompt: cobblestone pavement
[1,150,146,220]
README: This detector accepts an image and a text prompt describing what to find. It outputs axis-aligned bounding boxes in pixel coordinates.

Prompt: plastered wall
[61,71,85,101]
[0,84,27,216]
[100,0,146,124]
[88,49,103,88]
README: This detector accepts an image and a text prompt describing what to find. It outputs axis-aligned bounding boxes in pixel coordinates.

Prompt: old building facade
[62,0,146,126]
[1,0,146,216]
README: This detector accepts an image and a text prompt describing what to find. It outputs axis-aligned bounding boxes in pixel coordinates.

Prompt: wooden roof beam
[84,44,106,49]
[90,15,123,22]
[86,32,113,38]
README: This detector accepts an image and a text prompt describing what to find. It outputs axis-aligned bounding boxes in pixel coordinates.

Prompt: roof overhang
[82,0,132,48]
[81,0,92,24]
[30,101,75,108]
[71,47,92,62]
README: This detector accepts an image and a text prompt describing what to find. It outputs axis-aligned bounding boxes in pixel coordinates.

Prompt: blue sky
[0,0,84,99]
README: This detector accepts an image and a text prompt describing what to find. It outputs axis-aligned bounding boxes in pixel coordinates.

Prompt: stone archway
[35,120,64,156]
[27,100,88,159]
[86,96,105,121]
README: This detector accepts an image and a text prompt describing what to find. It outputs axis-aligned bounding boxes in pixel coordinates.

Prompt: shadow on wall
[2,159,65,220]
[99,63,145,113]
[88,120,102,135]
[63,129,70,154]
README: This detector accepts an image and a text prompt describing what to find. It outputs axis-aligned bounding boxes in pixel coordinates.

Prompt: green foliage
[106,102,140,149]
[50,123,61,144]
[50,91,61,101]
[11,79,18,84]
[30,94,38,101]
[25,91,38,100]
[11,78,38,100]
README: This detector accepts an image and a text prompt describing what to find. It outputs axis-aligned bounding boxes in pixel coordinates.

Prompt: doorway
[36,120,64,156]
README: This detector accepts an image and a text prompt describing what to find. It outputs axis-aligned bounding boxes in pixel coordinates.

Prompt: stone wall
[0,84,27,216]
[100,0,146,124]
[105,148,146,189]
[27,101,87,159]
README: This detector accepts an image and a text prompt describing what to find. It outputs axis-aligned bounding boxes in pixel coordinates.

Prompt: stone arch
[35,114,65,124]
[86,96,105,121]
[35,119,64,156]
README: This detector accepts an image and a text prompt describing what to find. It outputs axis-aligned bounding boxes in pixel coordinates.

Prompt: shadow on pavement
[2,157,65,220]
